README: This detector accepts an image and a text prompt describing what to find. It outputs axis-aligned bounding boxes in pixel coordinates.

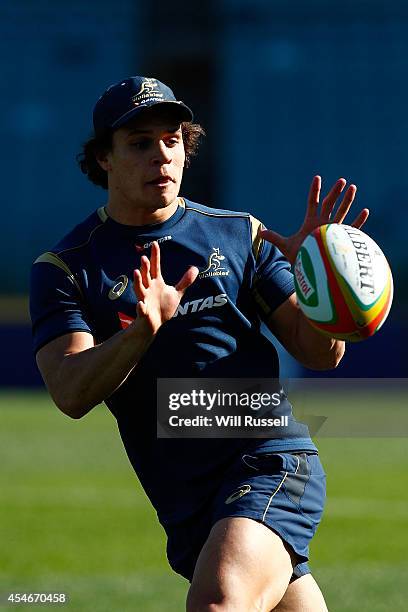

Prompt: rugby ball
[294,224,393,342]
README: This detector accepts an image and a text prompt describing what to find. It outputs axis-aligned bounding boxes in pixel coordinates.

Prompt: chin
[156,191,178,208]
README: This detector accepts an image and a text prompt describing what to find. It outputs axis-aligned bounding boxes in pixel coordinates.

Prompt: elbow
[53,392,92,420]
[332,344,346,368]
[57,400,86,420]
[38,356,98,419]
[304,341,345,371]
[329,340,346,369]
[61,406,86,420]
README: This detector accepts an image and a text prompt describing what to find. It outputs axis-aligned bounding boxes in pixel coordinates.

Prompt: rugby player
[30,76,368,611]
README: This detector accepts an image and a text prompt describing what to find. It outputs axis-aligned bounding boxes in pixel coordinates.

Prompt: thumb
[136,300,148,317]
[259,228,286,251]
[175,266,199,296]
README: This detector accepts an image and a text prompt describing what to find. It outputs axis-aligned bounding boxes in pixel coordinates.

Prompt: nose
[151,140,172,165]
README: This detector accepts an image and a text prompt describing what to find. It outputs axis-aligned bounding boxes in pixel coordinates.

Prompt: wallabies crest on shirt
[199,248,229,278]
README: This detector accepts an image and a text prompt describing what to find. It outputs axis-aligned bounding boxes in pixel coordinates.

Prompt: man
[30,76,368,611]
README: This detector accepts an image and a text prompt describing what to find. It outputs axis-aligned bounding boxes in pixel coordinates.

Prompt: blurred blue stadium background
[1,0,407,386]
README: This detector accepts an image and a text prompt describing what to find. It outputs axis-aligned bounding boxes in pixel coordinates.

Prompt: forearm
[293,309,345,370]
[56,320,154,418]
[268,294,345,370]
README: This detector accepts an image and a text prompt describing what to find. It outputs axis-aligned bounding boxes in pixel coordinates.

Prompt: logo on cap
[131,78,164,108]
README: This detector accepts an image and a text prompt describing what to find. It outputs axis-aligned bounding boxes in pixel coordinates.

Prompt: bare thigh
[272,574,328,612]
[186,517,293,612]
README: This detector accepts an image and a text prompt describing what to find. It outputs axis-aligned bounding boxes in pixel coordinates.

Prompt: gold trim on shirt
[33,252,83,298]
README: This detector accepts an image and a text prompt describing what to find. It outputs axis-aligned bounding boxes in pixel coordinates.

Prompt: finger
[259,228,286,252]
[305,175,321,219]
[133,269,146,300]
[136,300,147,317]
[351,208,370,229]
[321,178,347,219]
[150,241,161,279]
[175,266,199,295]
[332,184,357,224]
[140,255,151,287]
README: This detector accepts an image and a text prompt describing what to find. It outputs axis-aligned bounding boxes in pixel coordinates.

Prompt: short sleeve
[249,217,295,321]
[30,252,93,355]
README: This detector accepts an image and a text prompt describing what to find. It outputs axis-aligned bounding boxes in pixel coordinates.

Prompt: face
[99,112,186,212]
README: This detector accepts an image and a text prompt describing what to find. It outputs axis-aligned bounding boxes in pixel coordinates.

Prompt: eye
[130,139,151,150]
[166,137,180,147]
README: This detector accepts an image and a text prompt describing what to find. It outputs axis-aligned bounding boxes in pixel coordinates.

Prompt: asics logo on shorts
[224,484,251,505]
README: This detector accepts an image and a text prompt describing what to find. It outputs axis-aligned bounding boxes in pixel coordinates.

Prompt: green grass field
[1,390,407,611]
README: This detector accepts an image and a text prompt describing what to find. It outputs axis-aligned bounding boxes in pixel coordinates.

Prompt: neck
[105,197,180,226]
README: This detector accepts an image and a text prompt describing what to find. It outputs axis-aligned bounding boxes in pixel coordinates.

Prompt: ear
[96,150,112,172]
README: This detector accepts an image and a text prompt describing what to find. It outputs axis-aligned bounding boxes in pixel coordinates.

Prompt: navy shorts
[166,447,326,582]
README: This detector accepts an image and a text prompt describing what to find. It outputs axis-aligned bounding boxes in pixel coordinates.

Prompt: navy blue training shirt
[30,198,317,526]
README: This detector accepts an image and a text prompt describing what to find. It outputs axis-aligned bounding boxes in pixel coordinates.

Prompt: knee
[185,592,213,611]
[186,587,228,612]
[186,599,223,612]
[186,565,244,611]
[186,585,265,612]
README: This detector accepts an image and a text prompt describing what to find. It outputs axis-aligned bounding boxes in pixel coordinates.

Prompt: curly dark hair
[77,118,205,190]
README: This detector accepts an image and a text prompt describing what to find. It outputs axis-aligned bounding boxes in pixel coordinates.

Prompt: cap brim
[111,100,193,129]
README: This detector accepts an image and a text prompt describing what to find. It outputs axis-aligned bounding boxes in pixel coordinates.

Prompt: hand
[260,176,370,265]
[133,241,199,335]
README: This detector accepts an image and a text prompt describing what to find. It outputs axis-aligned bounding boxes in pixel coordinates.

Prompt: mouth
[146,176,174,187]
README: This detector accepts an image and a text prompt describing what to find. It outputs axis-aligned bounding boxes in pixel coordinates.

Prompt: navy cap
[93,76,193,132]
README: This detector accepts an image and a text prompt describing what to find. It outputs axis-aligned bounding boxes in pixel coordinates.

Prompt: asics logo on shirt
[108,275,129,300]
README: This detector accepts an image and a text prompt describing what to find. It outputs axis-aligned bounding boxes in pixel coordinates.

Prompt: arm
[259,176,369,369]
[267,293,345,370]
[36,242,198,419]
[36,322,154,419]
